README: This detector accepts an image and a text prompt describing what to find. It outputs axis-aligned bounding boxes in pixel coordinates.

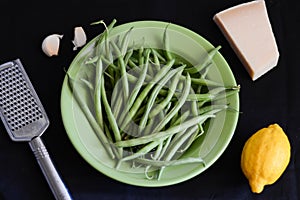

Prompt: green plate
[60,20,239,187]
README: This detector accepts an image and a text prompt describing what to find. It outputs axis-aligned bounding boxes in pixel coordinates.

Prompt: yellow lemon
[241,124,291,193]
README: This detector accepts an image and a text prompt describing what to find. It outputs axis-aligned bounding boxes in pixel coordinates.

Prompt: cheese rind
[213,0,279,81]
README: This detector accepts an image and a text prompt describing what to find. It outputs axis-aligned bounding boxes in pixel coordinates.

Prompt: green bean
[127,73,139,83]
[120,59,176,131]
[127,59,158,82]
[110,79,124,119]
[142,110,165,137]
[170,110,190,128]
[156,135,173,161]
[188,77,223,87]
[79,78,94,92]
[178,125,203,153]
[147,62,155,77]
[185,93,216,102]
[164,101,172,113]
[110,78,124,120]
[184,46,221,74]
[90,18,117,28]
[128,49,151,108]
[151,48,161,71]
[165,125,199,161]
[139,66,184,130]
[104,27,112,62]
[129,55,139,65]
[157,125,200,179]
[209,85,240,103]
[101,56,119,88]
[163,23,173,61]
[191,98,198,117]
[147,155,205,180]
[104,71,114,81]
[124,48,133,69]
[158,86,230,102]
[149,67,182,118]
[118,49,151,126]
[120,27,133,56]
[194,63,211,97]
[112,92,124,120]
[135,156,205,168]
[114,113,214,147]
[94,58,104,129]
[67,73,116,159]
[138,45,144,66]
[198,104,228,115]
[132,104,147,122]
[128,58,138,69]
[101,76,123,157]
[145,75,222,88]
[104,123,122,157]
[151,49,167,63]
[85,56,99,64]
[144,165,155,180]
[186,86,225,102]
[110,40,129,100]
[92,19,117,59]
[152,73,191,133]
[167,127,188,149]
[101,55,118,70]
[116,137,167,169]
[201,62,212,78]
[151,140,164,160]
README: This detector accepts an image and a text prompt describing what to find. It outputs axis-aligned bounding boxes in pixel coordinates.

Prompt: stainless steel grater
[0,59,72,200]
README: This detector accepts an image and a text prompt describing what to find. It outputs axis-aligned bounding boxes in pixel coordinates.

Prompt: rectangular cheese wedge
[213,0,279,81]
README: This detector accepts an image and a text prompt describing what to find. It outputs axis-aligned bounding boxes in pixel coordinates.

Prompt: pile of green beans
[67,19,240,180]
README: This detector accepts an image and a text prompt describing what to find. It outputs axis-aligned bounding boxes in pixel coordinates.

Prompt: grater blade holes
[0,63,44,132]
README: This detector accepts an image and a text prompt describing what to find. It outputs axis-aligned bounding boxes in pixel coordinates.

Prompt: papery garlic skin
[72,27,87,50]
[42,34,63,57]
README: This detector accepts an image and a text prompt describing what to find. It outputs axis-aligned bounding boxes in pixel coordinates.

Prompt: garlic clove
[72,27,87,51]
[42,34,63,57]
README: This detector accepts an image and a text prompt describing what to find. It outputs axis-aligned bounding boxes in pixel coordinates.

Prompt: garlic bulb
[72,27,87,50]
[42,34,63,57]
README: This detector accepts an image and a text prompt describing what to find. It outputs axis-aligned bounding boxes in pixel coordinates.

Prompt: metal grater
[0,59,49,141]
[0,59,72,200]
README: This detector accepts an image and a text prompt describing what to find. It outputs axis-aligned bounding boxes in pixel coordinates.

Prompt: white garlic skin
[42,34,63,57]
[72,27,87,50]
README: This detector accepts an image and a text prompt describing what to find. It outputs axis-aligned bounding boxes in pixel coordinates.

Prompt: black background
[0,0,299,199]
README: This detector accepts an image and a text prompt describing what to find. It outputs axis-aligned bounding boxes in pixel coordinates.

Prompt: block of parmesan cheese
[213,0,279,81]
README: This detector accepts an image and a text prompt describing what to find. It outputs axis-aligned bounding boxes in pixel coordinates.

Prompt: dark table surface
[0,0,299,199]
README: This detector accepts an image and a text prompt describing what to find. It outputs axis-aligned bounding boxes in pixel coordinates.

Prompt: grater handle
[29,137,72,200]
